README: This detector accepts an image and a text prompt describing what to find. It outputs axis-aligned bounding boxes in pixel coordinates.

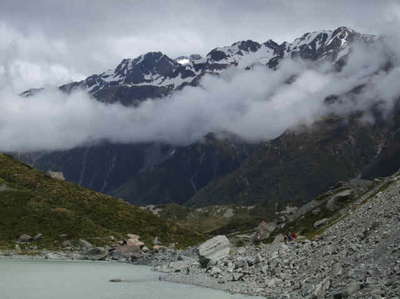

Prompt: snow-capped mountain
[45,26,377,105]
[20,26,399,210]
[285,26,376,62]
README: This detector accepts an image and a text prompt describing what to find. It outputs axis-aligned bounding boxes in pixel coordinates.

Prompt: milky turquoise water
[0,259,257,299]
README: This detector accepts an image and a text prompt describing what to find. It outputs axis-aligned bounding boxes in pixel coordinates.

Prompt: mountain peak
[285,26,364,61]
[111,52,179,84]
[231,40,261,52]
[49,26,379,106]
[332,26,355,34]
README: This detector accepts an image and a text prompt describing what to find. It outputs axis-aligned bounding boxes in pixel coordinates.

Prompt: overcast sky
[1,0,400,152]
[0,0,399,90]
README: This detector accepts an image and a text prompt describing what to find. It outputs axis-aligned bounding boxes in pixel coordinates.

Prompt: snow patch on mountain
[27,27,378,105]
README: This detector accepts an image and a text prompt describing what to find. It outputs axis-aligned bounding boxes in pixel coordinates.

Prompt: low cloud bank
[0,38,400,152]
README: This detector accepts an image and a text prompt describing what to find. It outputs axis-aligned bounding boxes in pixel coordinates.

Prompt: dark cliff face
[362,102,400,179]
[111,136,256,205]
[189,116,386,207]
[26,137,255,205]
[19,27,397,209]
[28,143,154,194]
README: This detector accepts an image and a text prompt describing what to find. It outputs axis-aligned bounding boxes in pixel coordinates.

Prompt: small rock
[313,218,330,229]
[343,281,360,296]
[254,253,263,264]
[209,266,222,276]
[273,234,285,244]
[265,278,281,288]
[33,233,43,241]
[109,279,122,283]
[153,236,161,245]
[62,240,72,248]
[152,245,166,252]
[231,272,244,281]
[127,239,144,248]
[331,263,343,276]
[312,208,321,215]
[127,234,140,240]
[46,171,65,181]
[78,239,93,249]
[313,278,330,298]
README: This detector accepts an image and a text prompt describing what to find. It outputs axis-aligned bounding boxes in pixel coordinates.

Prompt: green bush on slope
[0,154,203,249]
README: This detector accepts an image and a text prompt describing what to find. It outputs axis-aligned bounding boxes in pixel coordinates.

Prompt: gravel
[156,175,400,298]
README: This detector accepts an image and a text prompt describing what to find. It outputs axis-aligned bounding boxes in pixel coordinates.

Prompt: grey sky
[0,0,400,152]
[0,0,399,90]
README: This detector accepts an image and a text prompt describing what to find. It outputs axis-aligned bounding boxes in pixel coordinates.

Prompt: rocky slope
[154,173,400,298]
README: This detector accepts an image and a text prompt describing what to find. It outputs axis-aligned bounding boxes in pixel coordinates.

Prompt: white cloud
[1,1,400,152]
[1,37,399,153]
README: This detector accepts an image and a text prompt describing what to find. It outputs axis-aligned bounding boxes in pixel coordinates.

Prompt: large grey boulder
[109,234,144,260]
[17,234,33,243]
[253,221,276,242]
[326,189,353,211]
[198,235,231,266]
[86,247,108,260]
[79,239,93,249]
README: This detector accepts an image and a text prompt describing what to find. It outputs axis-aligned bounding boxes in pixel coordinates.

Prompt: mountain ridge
[18,25,398,212]
[22,26,377,106]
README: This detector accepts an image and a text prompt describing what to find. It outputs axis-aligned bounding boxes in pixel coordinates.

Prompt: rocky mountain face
[21,135,255,205]
[154,172,400,298]
[111,135,255,205]
[20,26,400,210]
[189,115,386,207]
[23,26,372,106]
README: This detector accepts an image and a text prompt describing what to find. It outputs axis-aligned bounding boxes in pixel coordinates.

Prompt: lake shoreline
[0,249,261,297]
[0,257,261,299]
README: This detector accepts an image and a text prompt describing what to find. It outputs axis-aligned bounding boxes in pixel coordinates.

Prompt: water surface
[0,259,256,299]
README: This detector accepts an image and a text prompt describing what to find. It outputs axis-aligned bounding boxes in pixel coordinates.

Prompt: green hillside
[0,154,203,250]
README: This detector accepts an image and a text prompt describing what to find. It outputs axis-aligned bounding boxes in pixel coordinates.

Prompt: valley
[2,2,400,297]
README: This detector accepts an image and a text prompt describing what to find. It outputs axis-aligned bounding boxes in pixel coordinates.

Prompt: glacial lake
[0,259,257,299]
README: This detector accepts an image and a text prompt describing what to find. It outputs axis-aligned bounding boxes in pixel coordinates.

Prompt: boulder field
[154,174,400,298]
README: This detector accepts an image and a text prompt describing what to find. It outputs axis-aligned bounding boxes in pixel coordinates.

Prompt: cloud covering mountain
[0,32,399,152]
[1,1,400,152]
